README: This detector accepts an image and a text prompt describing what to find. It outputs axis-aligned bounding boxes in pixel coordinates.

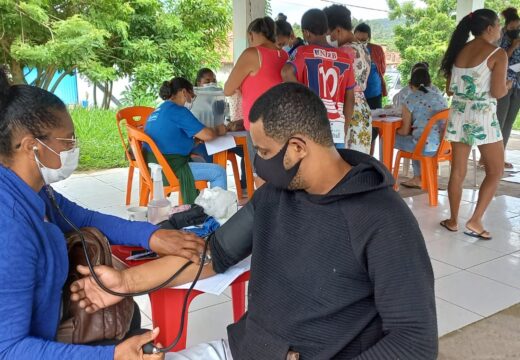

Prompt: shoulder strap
[485,47,501,62]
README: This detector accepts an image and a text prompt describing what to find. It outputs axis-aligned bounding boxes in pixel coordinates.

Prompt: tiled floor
[52,161,520,346]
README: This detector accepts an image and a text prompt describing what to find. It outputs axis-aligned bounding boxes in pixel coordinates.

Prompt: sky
[271,0,392,24]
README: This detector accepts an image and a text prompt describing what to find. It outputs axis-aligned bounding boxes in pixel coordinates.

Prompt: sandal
[464,228,492,240]
[440,220,458,232]
[401,180,422,189]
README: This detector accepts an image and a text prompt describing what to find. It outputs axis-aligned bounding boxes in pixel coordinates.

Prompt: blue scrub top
[144,101,205,156]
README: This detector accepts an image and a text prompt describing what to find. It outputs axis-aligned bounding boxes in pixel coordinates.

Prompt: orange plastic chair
[124,124,208,206]
[116,106,155,205]
[392,109,452,206]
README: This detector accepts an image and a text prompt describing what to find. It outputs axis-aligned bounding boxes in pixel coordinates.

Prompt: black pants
[497,88,520,148]
[366,95,383,142]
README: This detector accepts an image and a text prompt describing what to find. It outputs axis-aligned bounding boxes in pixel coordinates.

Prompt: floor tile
[436,298,482,337]
[435,271,520,317]
[430,259,461,279]
[426,237,505,269]
[438,189,480,203]
[455,229,520,255]
[186,302,232,346]
[189,293,232,313]
[468,255,520,290]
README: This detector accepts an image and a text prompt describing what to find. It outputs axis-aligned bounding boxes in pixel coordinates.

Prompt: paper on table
[372,115,402,122]
[205,134,237,155]
[228,131,248,137]
[510,63,520,73]
[174,257,251,295]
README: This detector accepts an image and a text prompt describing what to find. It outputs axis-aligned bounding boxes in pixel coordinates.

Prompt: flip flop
[464,229,492,240]
[504,162,513,169]
[401,181,422,189]
[440,220,458,232]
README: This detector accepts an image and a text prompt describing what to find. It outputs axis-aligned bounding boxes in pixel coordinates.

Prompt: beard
[287,169,306,190]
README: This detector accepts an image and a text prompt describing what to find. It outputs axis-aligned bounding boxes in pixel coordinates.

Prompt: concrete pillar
[456,0,485,22]
[232,0,266,63]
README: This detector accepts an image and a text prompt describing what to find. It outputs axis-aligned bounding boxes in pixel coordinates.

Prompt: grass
[515,113,520,131]
[70,107,128,171]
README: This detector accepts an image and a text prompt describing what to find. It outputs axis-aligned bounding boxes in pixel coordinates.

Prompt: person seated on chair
[394,68,448,189]
[194,69,248,193]
[72,83,438,360]
[0,67,208,360]
[393,62,443,110]
[144,77,228,204]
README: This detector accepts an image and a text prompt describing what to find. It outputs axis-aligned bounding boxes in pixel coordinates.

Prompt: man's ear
[288,137,308,160]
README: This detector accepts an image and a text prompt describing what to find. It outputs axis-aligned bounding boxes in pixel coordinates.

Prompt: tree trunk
[49,71,71,94]
[41,67,56,90]
[9,61,26,84]
[93,82,98,107]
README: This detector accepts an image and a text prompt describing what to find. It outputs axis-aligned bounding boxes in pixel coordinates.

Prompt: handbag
[57,227,134,344]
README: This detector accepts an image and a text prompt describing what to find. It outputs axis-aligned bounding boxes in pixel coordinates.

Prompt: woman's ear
[18,135,40,161]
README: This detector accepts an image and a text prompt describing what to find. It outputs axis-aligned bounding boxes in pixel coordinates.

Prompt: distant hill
[353,18,404,51]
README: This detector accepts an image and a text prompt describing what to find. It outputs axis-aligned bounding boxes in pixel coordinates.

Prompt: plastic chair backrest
[412,109,450,158]
[116,106,155,163]
[124,123,181,191]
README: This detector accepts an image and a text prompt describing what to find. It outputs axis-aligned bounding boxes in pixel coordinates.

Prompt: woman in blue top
[394,68,448,188]
[145,77,227,204]
[497,7,520,168]
[0,68,205,359]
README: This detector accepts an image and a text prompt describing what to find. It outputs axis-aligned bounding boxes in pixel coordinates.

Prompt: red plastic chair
[111,245,249,351]
[116,106,155,205]
[392,109,452,206]
[124,124,208,206]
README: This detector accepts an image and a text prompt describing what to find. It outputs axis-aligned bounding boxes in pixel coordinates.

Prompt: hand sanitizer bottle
[147,163,172,224]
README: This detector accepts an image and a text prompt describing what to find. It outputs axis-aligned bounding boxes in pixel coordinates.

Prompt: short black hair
[195,68,215,86]
[354,22,371,38]
[275,19,293,38]
[249,83,333,146]
[323,4,352,31]
[301,9,328,36]
[0,66,66,160]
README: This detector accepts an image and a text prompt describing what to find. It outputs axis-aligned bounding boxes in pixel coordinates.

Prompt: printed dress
[446,48,503,146]
[340,43,372,153]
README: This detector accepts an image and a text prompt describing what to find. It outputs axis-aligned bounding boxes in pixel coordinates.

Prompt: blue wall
[24,68,79,105]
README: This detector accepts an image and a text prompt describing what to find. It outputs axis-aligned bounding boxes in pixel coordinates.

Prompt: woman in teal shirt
[145,77,228,203]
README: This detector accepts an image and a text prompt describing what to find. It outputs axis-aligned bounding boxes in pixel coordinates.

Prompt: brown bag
[57,227,134,344]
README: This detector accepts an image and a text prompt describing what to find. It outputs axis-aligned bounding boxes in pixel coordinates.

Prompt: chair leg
[228,154,242,199]
[424,159,438,206]
[126,165,134,206]
[392,152,402,191]
[139,181,150,207]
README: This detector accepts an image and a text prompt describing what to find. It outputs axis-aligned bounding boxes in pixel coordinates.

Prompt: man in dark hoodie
[71,83,438,359]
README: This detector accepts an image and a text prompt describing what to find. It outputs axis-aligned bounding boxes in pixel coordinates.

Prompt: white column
[232,0,266,63]
[456,0,485,22]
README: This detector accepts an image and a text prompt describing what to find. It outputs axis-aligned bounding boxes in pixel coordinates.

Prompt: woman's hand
[512,38,520,50]
[70,265,129,313]
[114,328,164,360]
[215,124,227,136]
[507,80,513,90]
[149,229,205,263]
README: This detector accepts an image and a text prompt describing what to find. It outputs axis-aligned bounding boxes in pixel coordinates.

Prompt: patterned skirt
[446,98,502,146]
[346,91,372,154]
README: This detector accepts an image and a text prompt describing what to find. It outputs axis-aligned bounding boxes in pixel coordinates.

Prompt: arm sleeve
[0,224,114,360]
[210,199,254,273]
[345,61,356,90]
[352,199,437,360]
[288,48,303,83]
[177,108,206,138]
[51,191,158,249]
[404,96,415,113]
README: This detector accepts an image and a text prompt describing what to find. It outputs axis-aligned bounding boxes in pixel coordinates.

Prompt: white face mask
[326,35,338,48]
[184,100,193,110]
[35,139,80,184]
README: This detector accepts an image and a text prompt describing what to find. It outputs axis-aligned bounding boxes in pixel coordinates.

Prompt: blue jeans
[394,135,436,177]
[188,162,227,190]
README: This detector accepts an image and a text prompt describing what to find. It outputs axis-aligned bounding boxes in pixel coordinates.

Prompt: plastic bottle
[147,163,172,224]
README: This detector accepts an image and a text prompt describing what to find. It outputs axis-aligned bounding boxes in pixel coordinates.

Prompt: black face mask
[254,140,302,189]
[507,29,520,39]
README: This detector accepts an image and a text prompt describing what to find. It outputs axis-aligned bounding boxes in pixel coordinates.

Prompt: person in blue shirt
[394,68,448,188]
[144,77,228,204]
[0,68,206,359]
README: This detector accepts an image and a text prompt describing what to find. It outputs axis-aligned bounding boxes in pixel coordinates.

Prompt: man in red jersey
[282,8,355,149]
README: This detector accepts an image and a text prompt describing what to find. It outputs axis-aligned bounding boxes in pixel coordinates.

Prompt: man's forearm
[124,255,216,292]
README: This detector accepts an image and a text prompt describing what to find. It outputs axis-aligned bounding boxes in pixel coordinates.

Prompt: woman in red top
[224,17,288,186]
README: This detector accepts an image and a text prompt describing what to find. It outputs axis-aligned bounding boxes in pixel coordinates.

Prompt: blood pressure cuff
[210,200,254,274]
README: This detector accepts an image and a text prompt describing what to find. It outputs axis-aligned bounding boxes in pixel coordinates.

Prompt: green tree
[389,0,520,92]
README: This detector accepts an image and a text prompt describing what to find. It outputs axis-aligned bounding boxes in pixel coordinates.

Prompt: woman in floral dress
[439,9,510,240]
[324,4,372,154]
